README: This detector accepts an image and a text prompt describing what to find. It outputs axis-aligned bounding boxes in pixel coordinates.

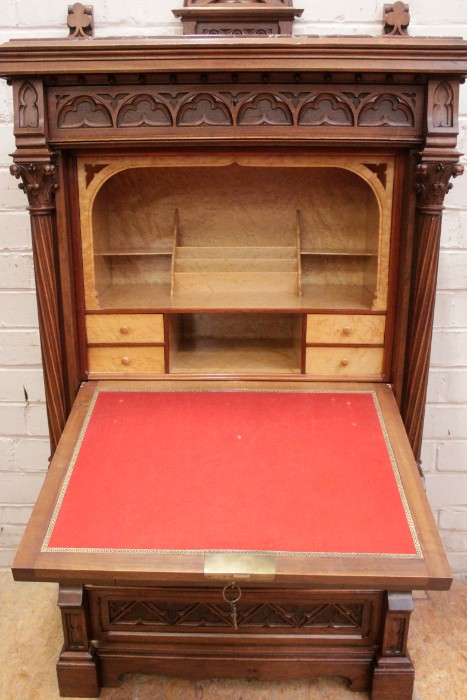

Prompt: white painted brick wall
[0,0,466,577]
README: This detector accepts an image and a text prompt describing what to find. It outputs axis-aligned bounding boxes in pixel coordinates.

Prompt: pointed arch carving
[298,94,354,126]
[237,93,293,126]
[58,96,113,128]
[18,81,39,128]
[432,81,454,128]
[117,95,172,127]
[176,94,232,126]
[358,94,414,127]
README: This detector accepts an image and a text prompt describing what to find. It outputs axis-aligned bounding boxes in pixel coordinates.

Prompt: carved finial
[67,3,94,38]
[384,2,410,36]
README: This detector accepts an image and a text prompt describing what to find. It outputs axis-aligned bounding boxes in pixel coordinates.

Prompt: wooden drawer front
[306,314,386,345]
[89,587,382,644]
[86,314,164,344]
[88,346,165,374]
[306,347,384,377]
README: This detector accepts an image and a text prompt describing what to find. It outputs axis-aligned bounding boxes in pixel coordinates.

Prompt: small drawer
[86,314,164,344]
[88,346,165,374]
[306,314,385,345]
[306,347,384,377]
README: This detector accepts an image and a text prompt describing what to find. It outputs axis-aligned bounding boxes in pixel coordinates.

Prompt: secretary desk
[1,2,466,698]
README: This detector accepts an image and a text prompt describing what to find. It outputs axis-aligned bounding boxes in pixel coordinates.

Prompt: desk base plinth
[56,584,415,699]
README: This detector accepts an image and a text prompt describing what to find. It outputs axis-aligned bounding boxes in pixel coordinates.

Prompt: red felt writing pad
[44,390,420,557]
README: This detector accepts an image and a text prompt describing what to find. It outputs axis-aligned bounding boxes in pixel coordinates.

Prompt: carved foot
[371,655,414,699]
[57,646,101,697]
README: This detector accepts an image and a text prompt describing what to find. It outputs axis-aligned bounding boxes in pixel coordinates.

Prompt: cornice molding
[1,36,467,78]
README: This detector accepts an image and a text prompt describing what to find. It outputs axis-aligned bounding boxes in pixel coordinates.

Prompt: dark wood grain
[57,585,100,697]
[401,159,464,459]
[10,162,67,454]
[3,9,467,697]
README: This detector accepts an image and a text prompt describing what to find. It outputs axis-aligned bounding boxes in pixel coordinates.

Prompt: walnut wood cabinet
[1,2,466,698]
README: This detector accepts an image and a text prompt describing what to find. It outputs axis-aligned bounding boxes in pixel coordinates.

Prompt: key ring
[222,582,242,605]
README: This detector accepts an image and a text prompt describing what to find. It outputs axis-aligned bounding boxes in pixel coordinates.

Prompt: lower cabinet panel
[88,586,383,645]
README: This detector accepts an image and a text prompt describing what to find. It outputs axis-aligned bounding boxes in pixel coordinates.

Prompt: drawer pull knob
[343,326,352,336]
[121,356,130,366]
[120,325,129,335]
[340,358,349,367]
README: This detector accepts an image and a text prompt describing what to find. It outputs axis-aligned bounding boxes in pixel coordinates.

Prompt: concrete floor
[1,572,466,700]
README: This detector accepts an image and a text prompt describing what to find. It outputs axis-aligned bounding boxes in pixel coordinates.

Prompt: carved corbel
[425,78,460,153]
[10,161,66,454]
[11,78,52,162]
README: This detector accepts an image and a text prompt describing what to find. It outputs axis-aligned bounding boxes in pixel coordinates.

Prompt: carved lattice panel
[90,589,381,642]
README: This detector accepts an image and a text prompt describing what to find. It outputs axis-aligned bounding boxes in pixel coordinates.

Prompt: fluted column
[402,159,464,460]
[10,162,67,454]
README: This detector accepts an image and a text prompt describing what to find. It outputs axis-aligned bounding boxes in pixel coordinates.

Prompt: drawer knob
[120,325,129,335]
[340,358,349,367]
[121,356,130,366]
[342,326,352,336]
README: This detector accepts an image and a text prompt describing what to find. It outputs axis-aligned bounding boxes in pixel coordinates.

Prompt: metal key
[222,582,242,631]
[230,600,238,630]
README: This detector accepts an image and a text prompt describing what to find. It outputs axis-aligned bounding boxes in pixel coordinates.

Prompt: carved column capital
[415,160,464,211]
[10,162,59,211]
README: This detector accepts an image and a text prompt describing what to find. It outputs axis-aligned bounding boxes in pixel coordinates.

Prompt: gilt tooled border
[42,387,422,559]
